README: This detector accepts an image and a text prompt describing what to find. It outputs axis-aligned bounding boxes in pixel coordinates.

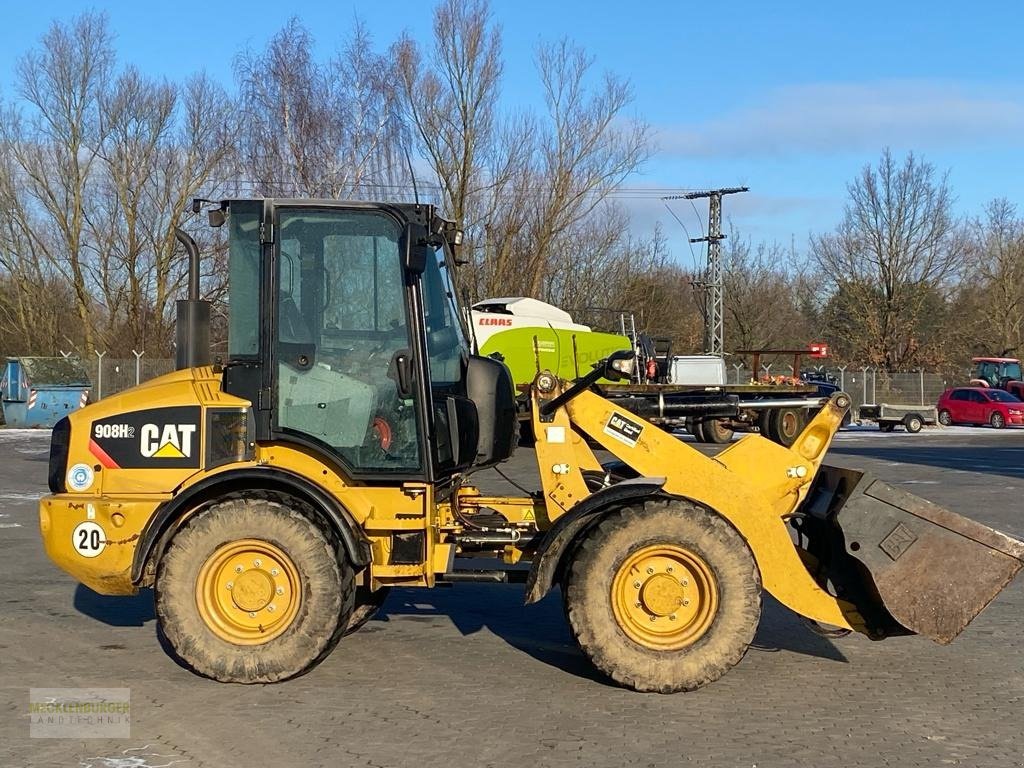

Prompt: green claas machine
[38,198,1024,692]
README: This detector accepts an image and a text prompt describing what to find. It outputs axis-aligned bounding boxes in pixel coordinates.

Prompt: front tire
[938,409,953,426]
[345,584,391,635]
[156,496,354,683]
[563,498,761,693]
[991,411,1006,429]
[904,415,923,433]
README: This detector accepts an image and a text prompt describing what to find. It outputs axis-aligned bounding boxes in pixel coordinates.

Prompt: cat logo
[140,423,197,459]
[90,406,201,469]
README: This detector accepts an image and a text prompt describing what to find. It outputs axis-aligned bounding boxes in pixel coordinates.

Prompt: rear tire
[938,409,953,426]
[768,408,805,447]
[879,422,895,433]
[990,411,1006,429]
[156,496,354,683]
[563,498,761,693]
[687,417,708,442]
[904,415,923,433]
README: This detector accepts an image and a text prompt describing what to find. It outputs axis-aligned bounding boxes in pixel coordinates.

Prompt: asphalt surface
[2,426,1023,768]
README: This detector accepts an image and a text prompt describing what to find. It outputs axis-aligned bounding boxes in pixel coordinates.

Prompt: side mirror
[604,349,637,382]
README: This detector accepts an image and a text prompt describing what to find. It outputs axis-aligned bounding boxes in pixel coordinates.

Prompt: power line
[660,201,699,269]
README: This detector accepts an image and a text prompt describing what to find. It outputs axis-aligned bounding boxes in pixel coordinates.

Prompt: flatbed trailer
[858,403,937,433]
[600,382,828,446]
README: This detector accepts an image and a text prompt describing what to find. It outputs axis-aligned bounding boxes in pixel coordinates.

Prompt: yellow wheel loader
[39,199,1024,692]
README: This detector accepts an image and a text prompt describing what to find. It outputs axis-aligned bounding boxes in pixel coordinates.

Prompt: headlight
[1009,409,1022,415]
[206,408,255,468]
[610,357,635,376]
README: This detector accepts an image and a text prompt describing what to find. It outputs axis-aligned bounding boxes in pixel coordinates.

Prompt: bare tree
[964,199,1024,355]
[0,141,80,353]
[721,233,812,355]
[236,18,406,199]
[2,12,114,353]
[0,12,236,357]
[523,40,649,296]
[811,149,963,370]
[395,0,536,304]
[397,1,649,305]
[395,0,511,221]
[88,66,177,351]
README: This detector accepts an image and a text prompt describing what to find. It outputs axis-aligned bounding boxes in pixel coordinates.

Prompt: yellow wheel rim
[611,544,718,650]
[196,539,301,645]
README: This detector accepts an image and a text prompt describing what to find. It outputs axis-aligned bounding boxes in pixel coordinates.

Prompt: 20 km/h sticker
[72,521,106,558]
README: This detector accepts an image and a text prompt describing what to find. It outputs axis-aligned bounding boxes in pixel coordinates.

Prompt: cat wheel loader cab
[39,199,1024,693]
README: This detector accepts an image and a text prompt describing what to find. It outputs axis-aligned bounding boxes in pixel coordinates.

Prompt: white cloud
[658,80,1024,157]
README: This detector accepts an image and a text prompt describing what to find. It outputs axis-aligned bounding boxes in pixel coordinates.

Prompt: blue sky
[2,1,1022,269]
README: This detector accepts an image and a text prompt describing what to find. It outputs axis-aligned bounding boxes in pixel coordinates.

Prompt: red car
[937,387,1024,429]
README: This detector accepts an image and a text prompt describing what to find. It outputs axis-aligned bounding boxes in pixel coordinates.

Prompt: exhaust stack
[174,228,211,370]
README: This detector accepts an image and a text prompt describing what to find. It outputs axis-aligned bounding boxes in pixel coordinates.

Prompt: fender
[524,477,666,604]
[130,467,372,584]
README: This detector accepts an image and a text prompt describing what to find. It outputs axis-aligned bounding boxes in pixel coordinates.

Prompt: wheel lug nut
[649,615,657,622]
[646,567,654,575]
[271,568,279,576]
[235,566,243,573]
[669,614,676,621]
[633,581,641,589]
[276,586,284,596]
[226,582,233,590]
[667,566,674,573]
[683,599,690,606]
[267,604,275,612]
[248,612,256,618]
[634,602,642,608]
[681,579,689,586]
[253,559,262,568]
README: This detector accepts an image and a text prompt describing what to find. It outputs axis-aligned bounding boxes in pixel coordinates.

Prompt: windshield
[985,389,1021,403]
[1002,362,1023,381]
[274,207,421,473]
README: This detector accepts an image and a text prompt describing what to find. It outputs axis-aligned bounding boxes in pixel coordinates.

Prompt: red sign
[808,342,829,358]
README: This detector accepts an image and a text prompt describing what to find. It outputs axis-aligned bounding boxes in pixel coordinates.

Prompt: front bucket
[800,466,1024,644]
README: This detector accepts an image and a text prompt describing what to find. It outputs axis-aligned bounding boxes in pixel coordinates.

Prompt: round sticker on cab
[72,520,106,558]
[67,463,94,492]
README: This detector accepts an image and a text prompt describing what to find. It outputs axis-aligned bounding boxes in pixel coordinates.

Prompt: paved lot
[1,426,1022,768]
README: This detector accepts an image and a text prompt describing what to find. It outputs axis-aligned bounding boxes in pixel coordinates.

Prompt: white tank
[470,297,591,347]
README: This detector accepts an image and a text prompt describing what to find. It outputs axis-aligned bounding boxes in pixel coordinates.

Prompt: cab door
[270,206,426,479]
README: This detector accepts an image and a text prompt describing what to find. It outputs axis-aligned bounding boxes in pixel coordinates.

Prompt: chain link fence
[65,353,175,400]
[68,353,954,411]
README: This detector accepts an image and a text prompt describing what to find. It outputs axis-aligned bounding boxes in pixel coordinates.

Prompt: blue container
[1,357,91,428]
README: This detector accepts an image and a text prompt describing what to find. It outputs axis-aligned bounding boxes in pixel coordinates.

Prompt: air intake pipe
[174,227,211,370]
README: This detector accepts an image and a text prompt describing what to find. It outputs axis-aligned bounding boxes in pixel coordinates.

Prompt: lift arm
[527,365,1024,642]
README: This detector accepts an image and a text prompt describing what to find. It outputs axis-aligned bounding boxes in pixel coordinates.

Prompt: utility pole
[665,186,748,357]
